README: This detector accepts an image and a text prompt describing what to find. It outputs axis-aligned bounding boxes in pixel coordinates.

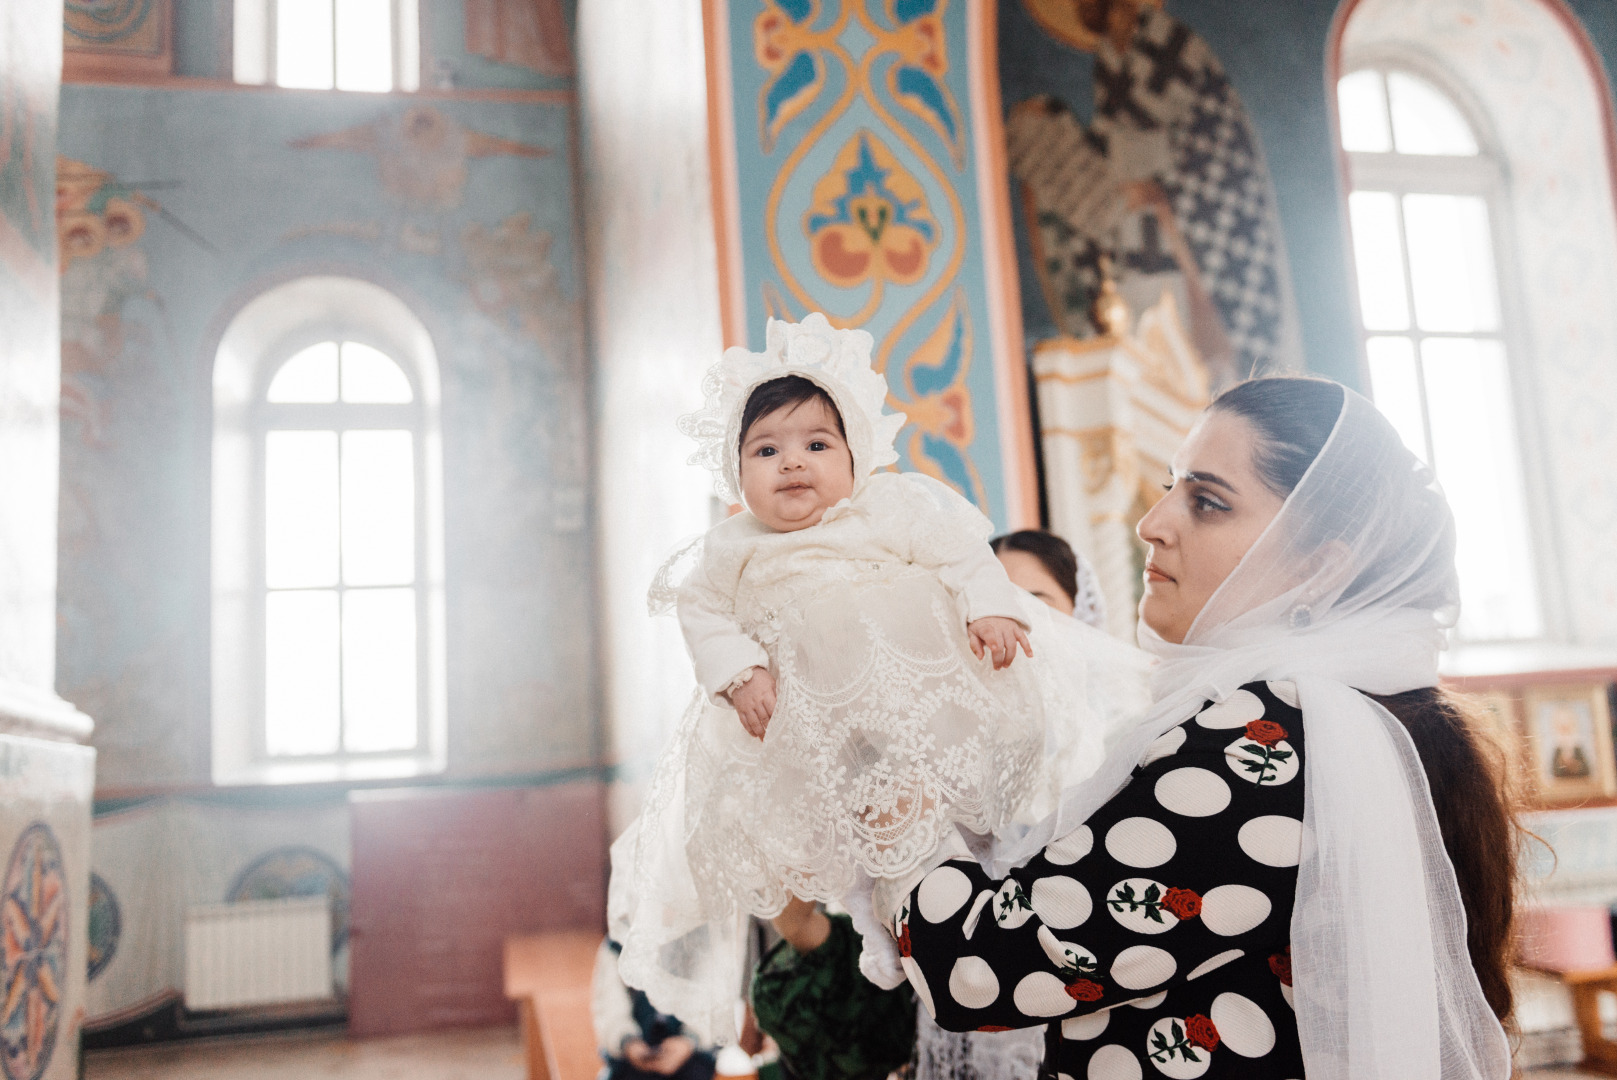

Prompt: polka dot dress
[897,681,1306,1079]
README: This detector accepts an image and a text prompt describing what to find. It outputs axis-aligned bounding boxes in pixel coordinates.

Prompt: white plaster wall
[1344,0,1617,644]
[578,0,724,836]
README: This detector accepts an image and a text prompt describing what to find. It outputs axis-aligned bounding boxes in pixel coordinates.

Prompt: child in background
[609,315,1146,1041]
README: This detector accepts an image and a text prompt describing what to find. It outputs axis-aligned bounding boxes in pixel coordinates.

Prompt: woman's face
[1135,411,1287,644]
[996,549,1076,617]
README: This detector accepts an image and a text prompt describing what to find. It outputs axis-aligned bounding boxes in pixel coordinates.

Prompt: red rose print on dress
[1161,887,1202,920]
[1269,947,1292,986]
[1186,1013,1221,1051]
[1244,720,1288,746]
[1065,978,1104,1002]
[896,922,911,958]
[976,1025,1013,1032]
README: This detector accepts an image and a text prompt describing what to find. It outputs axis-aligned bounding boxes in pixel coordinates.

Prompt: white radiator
[184,896,334,1010]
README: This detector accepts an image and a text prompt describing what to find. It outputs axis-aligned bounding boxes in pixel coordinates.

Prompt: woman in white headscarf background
[867,376,1519,1079]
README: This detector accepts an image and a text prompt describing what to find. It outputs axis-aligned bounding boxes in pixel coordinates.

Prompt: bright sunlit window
[233,0,419,90]
[1338,67,1542,641]
[261,341,422,757]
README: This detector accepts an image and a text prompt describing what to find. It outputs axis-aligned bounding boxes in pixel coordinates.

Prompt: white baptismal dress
[607,314,1147,1041]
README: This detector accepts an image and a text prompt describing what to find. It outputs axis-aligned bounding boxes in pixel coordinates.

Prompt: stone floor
[83,1025,527,1080]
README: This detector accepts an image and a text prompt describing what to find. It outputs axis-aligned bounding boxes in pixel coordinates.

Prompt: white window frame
[213,277,447,785]
[1341,54,1564,644]
[233,0,421,90]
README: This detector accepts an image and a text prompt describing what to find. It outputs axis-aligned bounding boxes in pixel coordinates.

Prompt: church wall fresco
[55,87,594,788]
[706,0,1040,530]
[997,0,1315,388]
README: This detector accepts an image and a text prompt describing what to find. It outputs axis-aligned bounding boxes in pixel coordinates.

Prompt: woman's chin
[1137,598,1186,645]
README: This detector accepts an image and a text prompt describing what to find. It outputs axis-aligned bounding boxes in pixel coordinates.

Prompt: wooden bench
[505,932,605,1080]
[1525,963,1617,1076]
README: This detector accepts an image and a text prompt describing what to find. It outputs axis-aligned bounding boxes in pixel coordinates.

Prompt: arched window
[1337,65,1542,642]
[213,278,446,784]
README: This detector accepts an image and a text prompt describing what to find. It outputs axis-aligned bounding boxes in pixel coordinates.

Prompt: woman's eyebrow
[1180,470,1239,495]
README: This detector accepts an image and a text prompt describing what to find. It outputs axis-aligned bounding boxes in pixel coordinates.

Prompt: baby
[609,315,1142,1041]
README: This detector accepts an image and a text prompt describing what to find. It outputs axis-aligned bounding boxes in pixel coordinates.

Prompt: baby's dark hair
[990,530,1079,605]
[738,376,846,451]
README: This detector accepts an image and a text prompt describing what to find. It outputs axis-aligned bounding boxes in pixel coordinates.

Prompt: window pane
[342,430,415,586]
[266,431,340,588]
[335,0,393,92]
[1365,336,1427,463]
[1338,70,1392,153]
[267,342,338,403]
[277,0,335,90]
[1347,191,1410,331]
[1421,338,1542,640]
[341,342,413,403]
[1403,194,1499,333]
[266,590,341,755]
[1388,72,1478,156]
[342,588,418,752]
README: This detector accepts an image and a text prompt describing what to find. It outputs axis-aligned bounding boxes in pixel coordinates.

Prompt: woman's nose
[1137,494,1173,548]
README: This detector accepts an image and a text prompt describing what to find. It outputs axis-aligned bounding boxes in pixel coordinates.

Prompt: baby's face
[739,397,855,532]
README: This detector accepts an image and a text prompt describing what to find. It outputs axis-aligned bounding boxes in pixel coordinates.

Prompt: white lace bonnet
[679,313,908,504]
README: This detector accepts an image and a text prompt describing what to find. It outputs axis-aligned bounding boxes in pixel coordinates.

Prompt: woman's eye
[1194,493,1231,514]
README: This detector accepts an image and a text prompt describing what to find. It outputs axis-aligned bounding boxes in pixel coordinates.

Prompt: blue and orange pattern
[1,824,66,1080]
[719,0,1024,525]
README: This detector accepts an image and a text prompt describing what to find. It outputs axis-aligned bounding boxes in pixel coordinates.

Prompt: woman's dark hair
[739,376,845,452]
[1208,376,1520,1025]
[1207,376,1344,497]
[990,530,1078,605]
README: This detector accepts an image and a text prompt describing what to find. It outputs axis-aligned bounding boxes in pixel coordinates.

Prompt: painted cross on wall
[704,0,1038,529]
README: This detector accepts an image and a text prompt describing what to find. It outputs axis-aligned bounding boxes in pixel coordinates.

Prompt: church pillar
[0,5,97,1078]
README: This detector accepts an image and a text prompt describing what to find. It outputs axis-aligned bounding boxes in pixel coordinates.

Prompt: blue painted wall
[56,82,592,788]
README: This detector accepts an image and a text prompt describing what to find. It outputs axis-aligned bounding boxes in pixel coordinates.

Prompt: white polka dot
[993,879,1035,929]
[948,955,1000,1009]
[1014,971,1077,1017]
[1154,767,1232,817]
[1238,816,1303,868]
[1225,737,1300,787]
[1036,927,1098,976]
[1144,1017,1212,1078]
[1266,680,1300,708]
[918,865,973,923]
[1139,726,1186,766]
[1211,991,1276,1057]
[1104,879,1178,935]
[1045,825,1093,866]
[1062,1010,1109,1040]
[1126,991,1166,1009]
[1186,949,1244,980]
[961,888,994,939]
[1031,875,1092,929]
[1087,1045,1142,1080]
[902,956,936,1019]
[1201,884,1272,936]
[1110,945,1176,989]
[1196,690,1265,729]
[1104,817,1177,868]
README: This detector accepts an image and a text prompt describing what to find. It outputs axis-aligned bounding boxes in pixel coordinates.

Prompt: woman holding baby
[768,376,1519,1080]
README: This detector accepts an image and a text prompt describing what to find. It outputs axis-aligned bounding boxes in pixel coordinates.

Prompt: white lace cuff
[721,667,758,699]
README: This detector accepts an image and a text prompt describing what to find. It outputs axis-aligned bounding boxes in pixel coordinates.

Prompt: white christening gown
[609,472,1148,1040]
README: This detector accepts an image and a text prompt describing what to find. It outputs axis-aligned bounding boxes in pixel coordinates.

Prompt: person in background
[991,530,1107,629]
[595,939,718,1080]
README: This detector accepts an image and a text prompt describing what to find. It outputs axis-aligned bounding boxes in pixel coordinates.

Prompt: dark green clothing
[751,913,916,1080]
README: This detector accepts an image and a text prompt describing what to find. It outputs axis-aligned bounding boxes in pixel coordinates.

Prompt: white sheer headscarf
[985,383,1510,1080]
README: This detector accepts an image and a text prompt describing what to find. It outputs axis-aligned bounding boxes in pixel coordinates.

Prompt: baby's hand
[967,617,1032,671]
[728,667,777,739]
